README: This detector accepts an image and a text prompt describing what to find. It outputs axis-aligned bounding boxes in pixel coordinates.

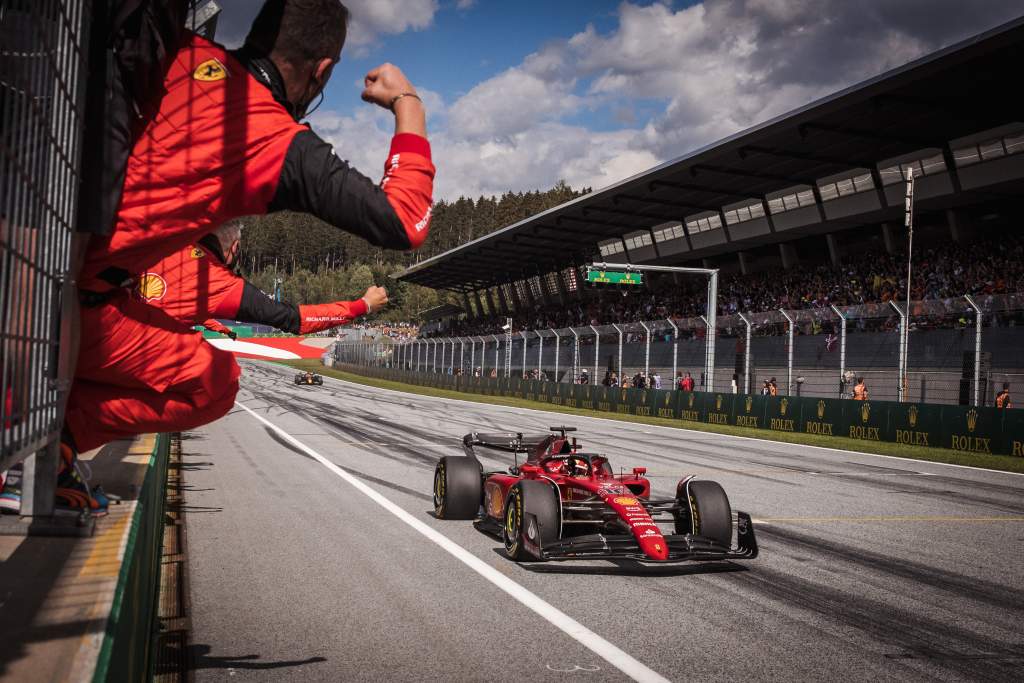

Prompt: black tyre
[433,457,482,519]
[676,479,732,547]
[503,480,560,561]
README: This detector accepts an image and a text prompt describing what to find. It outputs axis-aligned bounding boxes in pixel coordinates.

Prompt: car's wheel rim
[433,465,445,514]
[504,491,520,553]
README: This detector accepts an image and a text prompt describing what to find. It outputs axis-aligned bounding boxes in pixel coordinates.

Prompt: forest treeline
[236,181,589,321]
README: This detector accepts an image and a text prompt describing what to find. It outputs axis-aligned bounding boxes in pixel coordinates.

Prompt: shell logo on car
[612,496,638,506]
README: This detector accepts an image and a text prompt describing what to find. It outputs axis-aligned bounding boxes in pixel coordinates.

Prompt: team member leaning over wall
[58,0,433,515]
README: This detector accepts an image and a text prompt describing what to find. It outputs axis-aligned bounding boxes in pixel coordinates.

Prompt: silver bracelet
[389,92,422,110]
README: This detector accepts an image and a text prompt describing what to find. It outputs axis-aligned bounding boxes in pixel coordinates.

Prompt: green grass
[278,359,1024,475]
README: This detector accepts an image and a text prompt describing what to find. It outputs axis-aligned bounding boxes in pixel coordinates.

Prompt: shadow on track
[188,644,326,672]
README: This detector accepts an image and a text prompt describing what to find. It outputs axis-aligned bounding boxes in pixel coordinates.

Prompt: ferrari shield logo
[861,402,871,423]
[193,58,228,82]
[817,400,825,419]
[190,247,205,259]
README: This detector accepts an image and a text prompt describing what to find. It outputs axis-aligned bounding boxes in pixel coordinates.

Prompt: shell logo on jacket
[136,273,168,301]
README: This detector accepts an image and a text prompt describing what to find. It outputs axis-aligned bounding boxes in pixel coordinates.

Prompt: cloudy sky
[212,0,1022,200]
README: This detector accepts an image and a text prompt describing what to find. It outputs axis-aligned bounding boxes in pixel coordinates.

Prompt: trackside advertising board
[343,366,1024,457]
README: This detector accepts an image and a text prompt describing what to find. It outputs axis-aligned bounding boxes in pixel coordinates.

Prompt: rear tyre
[677,479,732,547]
[503,480,560,561]
[433,457,482,519]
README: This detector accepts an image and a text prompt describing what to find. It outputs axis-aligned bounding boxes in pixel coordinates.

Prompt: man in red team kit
[55,0,434,514]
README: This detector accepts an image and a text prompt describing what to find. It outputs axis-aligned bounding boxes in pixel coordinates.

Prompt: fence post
[492,335,500,376]
[552,329,561,382]
[705,270,718,391]
[570,328,579,383]
[538,334,544,378]
[737,312,752,394]
[433,339,439,373]
[780,309,795,396]
[666,318,678,384]
[890,300,907,402]
[830,304,847,398]
[470,337,476,375]
[965,295,983,405]
[460,338,465,375]
[590,325,600,380]
[612,324,623,379]
[520,331,528,378]
[639,321,651,376]
[449,338,455,374]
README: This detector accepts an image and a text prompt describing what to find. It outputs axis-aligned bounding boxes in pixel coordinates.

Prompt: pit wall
[336,365,1024,457]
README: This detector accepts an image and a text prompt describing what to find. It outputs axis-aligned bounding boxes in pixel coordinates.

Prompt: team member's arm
[201,319,236,339]
[220,284,388,335]
[270,66,433,251]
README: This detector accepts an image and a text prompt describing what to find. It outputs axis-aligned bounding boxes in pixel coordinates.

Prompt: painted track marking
[235,400,671,683]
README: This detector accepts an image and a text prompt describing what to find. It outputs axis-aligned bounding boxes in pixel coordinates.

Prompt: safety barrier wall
[92,433,170,683]
[337,364,1024,457]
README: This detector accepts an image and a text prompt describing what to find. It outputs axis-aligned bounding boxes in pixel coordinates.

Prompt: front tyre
[677,479,732,547]
[503,480,560,561]
[433,457,482,519]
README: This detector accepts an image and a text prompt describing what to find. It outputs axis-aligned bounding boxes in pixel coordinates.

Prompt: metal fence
[1,2,90,507]
[335,293,1024,407]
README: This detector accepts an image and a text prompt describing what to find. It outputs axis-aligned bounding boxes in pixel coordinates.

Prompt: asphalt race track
[182,360,1024,682]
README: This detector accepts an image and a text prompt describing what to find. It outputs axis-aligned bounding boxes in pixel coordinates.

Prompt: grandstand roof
[399,16,1024,293]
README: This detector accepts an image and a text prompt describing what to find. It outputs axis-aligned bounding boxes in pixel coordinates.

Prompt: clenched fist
[361,63,417,109]
[362,285,389,313]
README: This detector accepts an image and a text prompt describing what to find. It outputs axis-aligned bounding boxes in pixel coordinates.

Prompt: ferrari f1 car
[294,371,323,386]
[433,427,758,563]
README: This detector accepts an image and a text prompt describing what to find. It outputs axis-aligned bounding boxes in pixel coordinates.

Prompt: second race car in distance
[294,371,323,386]
[433,427,758,563]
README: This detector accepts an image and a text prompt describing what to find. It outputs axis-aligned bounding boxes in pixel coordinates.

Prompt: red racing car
[433,426,758,563]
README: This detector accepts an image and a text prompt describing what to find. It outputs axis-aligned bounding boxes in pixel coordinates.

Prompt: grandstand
[395,17,1024,406]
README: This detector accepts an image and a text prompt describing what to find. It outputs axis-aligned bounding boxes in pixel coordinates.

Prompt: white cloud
[344,0,439,50]
[312,0,1023,201]
[456,0,477,9]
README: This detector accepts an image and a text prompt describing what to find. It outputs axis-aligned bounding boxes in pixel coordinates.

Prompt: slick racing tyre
[433,457,482,519]
[314,377,323,385]
[675,479,732,548]
[503,480,560,561]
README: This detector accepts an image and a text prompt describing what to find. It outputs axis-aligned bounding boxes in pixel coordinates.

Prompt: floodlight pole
[831,304,847,398]
[570,328,579,383]
[459,337,465,375]
[449,337,455,375]
[666,318,678,384]
[902,170,916,402]
[737,312,752,394]
[469,337,476,374]
[965,295,983,406]
[780,309,795,396]
[537,334,544,378]
[590,325,600,380]
[505,317,513,378]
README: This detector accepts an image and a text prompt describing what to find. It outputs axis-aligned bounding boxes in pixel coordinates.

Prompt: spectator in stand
[995,382,1012,408]
[651,370,662,390]
[761,380,771,396]
[769,378,779,396]
[853,377,868,401]
[579,369,589,385]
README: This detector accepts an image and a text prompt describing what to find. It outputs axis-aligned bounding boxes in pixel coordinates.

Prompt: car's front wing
[522,511,759,563]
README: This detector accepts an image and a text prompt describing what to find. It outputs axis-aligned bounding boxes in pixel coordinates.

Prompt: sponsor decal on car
[612,496,638,506]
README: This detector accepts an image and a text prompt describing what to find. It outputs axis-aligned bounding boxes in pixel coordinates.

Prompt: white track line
[235,400,670,683]
[269,365,1023,480]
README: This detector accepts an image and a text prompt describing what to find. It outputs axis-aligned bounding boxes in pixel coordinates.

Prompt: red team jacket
[80,33,433,294]
[135,242,369,334]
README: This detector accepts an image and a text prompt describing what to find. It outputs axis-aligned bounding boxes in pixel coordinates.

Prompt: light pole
[900,169,916,402]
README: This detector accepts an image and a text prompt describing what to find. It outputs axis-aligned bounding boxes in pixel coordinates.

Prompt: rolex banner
[336,364,1023,457]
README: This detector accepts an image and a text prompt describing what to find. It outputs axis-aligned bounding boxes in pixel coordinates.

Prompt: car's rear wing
[462,432,551,456]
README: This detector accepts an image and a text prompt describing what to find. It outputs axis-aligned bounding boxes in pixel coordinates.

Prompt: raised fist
[362,285,389,312]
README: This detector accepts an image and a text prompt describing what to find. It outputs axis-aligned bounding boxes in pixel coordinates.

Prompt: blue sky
[213,1,1023,200]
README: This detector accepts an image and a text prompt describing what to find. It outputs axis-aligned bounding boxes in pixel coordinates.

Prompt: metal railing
[1,1,91,514]
[336,292,1024,407]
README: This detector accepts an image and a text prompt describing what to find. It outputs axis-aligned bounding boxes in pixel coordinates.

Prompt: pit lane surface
[183,361,1024,681]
